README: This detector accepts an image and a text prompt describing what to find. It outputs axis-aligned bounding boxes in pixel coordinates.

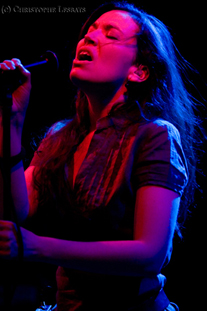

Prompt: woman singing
[0,2,201,310]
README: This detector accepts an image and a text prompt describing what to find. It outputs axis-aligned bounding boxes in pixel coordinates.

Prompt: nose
[84,30,99,46]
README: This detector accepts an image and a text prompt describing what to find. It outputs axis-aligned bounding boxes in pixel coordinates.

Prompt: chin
[69,70,83,87]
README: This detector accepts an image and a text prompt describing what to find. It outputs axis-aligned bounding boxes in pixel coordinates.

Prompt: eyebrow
[89,21,124,34]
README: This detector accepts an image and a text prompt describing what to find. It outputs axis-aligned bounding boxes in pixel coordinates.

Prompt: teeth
[78,51,92,61]
[80,52,90,56]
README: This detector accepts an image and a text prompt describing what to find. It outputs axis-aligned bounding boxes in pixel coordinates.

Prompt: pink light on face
[70,10,139,91]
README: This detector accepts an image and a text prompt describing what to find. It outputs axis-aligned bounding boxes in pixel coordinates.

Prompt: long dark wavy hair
[33,1,204,236]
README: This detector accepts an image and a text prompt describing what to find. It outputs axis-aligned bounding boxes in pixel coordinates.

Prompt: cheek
[75,39,84,57]
[100,45,137,78]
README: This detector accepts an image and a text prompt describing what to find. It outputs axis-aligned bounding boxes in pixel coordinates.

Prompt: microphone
[24,50,59,70]
[0,51,59,94]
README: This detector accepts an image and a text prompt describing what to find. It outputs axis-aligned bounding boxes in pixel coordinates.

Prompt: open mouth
[77,51,93,61]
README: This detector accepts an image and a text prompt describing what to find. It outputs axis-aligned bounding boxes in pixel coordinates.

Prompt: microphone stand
[0,64,41,311]
[0,51,59,310]
[0,65,26,229]
[1,90,12,220]
[0,50,59,221]
[0,77,20,311]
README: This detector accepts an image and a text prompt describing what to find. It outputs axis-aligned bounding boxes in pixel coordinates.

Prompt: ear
[128,64,150,83]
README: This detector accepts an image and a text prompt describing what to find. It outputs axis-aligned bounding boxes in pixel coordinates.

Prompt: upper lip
[77,47,94,61]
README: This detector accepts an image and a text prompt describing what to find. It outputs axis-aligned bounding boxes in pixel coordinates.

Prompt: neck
[84,83,127,131]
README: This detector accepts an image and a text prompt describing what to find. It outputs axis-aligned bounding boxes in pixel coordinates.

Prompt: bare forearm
[0,59,32,222]
[0,125,29,223]
[11,163,30,222]
[35,236,162,277]
[0,111,25,155]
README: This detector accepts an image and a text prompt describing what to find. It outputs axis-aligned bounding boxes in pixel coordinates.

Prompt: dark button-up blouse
[30,102,188,310]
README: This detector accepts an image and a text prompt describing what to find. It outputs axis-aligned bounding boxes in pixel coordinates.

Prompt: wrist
[32,235,51,264]
[22,230,44,263]
[0,147,25,173]
[0,121,23,157]
[10,110,26,129]
[0,107,26,130]
[10,130,22,156]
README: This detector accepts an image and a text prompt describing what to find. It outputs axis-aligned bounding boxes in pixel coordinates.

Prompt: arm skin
[0,170,180,277]
[0,59,31,223]
[36,185,179,276]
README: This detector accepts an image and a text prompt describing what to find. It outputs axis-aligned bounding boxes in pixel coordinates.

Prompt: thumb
[11,58,31,82]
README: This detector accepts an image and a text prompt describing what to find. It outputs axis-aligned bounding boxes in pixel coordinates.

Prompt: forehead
[92,10,139,35]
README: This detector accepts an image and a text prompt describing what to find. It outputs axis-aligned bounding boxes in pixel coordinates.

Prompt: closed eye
[106,35,119,40]
[106,29,120,40]
[87,22,122,41]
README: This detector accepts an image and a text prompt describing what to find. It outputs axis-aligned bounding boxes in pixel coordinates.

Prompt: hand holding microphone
[0,51,59,130]
[0,58,31,117]
[0,58,31,121]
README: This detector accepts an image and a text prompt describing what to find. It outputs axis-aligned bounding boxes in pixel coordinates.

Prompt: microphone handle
[0,60,49,96]
[0,51,58,96]
[0,69,24,97]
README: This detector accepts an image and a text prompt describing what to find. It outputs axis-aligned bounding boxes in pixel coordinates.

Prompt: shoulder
[152,119,180,138]
[134,118,187,172]
[132,119,188,195]
[47,119,72,136]
[137,119,181,144]
[141,118,180,134]
[29,119,73,167]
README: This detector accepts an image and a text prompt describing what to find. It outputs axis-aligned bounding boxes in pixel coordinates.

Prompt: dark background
[0,1,206,310]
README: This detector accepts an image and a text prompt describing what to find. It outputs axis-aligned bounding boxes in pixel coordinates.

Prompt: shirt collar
[95,101,142,132]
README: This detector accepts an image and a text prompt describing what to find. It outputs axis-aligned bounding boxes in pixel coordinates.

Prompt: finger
[2,60,16,70]
[0,220,17,233]
[11,58,21,66]
[0,220,14,227]
[0,220,8,230]
[11,58,31,77]
[0,62,13,70]
[0,231,10,241]
[0,245,16,260]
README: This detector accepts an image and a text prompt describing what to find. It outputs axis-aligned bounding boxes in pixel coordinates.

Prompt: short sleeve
[132,119,189,195]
